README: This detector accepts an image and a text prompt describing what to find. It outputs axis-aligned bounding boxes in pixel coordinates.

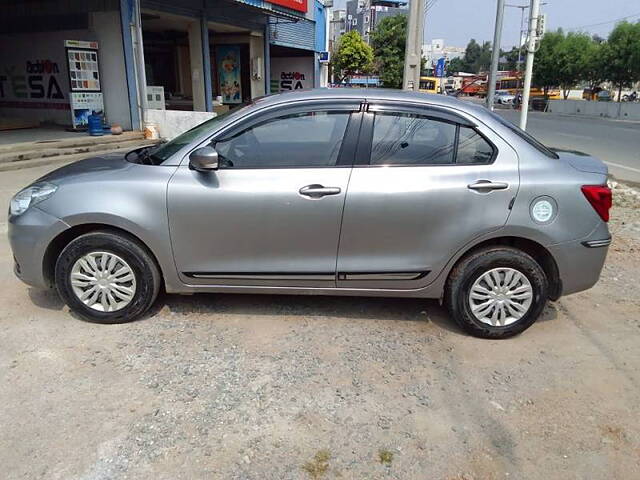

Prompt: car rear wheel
[445,246,548,338]
[55,231,161,324]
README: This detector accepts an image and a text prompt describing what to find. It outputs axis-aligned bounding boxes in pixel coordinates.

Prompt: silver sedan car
[8,89,612,338]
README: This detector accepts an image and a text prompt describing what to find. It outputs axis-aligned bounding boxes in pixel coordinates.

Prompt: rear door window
[370,113,456,165]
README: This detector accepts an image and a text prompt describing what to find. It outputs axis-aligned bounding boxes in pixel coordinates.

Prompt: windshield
[146,104,251,164]
[489,111,559,159]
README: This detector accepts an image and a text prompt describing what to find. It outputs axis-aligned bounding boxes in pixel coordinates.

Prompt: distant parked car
[494,91,515,105]
[597,90,612,102]
[9,89,612,338]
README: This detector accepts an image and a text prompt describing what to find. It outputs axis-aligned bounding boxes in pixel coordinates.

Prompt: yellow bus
[419,76,443,94]
[497,76,560,99]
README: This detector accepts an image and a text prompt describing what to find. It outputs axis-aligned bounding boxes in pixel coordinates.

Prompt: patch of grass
[302,449,331,479]
[378,448,394,465]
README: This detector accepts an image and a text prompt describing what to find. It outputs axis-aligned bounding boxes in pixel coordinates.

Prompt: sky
[334,0,640,49]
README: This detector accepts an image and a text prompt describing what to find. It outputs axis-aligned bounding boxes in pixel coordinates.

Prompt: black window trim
[358,106,498,168]
[210,103,362,170]
[180,99,365,169]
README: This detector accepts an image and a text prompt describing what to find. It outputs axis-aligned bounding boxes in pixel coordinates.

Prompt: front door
[168,104,361,287]
[337,103,520,290]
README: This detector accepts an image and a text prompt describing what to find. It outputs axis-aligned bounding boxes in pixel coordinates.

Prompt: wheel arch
[447,236,562,300]
[42,223,164,289]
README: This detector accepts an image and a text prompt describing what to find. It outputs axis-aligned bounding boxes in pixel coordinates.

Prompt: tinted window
[214,111,350,168]
[490,110,558,159]
[370,113,456,165]
[456,126,495,164]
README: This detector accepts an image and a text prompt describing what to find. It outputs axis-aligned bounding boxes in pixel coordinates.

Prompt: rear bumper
[8,207,69,289]
[549,232,610,297]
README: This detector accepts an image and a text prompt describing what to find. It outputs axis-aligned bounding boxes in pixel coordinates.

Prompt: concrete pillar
[264,23,271,95]
[119,0,141,129]
[93,10,132,130]
[201,16,213,112]
[188,20,206,111]
[249,32,266,98]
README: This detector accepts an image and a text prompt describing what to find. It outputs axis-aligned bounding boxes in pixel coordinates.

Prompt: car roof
[252,88,496,125]
[254,88,466,109]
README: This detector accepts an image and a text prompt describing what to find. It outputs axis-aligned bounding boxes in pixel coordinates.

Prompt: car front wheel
[445,246,548,338]
[55,231,161,324]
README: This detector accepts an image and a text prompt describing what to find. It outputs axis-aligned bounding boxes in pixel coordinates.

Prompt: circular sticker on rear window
[530,196,557,224]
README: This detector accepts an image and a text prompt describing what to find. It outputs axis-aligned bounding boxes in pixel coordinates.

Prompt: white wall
[547,99,640,120]
[0,14,132,130]
[145,109,215,140]
[0,29,89,125]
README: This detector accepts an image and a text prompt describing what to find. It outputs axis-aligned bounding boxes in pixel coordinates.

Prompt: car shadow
[27,286,559,336]
[148,292,469,335]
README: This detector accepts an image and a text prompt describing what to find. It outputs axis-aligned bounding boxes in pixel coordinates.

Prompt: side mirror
[189,147,219,172]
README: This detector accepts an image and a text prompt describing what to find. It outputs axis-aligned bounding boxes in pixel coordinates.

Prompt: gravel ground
[1,166,639,480]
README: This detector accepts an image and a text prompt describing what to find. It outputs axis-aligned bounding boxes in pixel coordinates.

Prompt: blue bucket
[87,112,104,136]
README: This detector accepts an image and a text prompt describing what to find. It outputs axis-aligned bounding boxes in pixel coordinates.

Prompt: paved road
[497,110,640,184]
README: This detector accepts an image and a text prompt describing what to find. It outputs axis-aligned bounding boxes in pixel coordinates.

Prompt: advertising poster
[216,45,242,104]
[65,40,103,128]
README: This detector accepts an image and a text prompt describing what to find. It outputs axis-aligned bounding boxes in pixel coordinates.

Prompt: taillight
[581,185,612,222]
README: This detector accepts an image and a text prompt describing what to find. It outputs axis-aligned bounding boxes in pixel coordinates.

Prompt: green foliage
[445,39,493,74]
[446,56,467,75]
[500,46,522,71]
[532,22,640,101]
[331,30,373,82]
[532,29,564,97]
[603,21,640,98]
[556,32,593,98]
[370,14,407,88]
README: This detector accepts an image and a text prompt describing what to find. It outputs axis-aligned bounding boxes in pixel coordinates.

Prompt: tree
[533,29,564,98]
[582,39,606,98]
[447,56,468,75]
[500,46,522,71]
[603,21,640,101]
[331,31,373,83]
[556,32,593,98]
[370,15,407,88]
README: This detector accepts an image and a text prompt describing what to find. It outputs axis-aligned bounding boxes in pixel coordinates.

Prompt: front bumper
[8,207,69,289]
[548,224,610,296]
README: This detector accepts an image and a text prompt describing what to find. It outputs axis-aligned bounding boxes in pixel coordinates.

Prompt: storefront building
[0,0,327,134]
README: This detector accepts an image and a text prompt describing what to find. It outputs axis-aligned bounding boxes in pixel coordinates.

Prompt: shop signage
[0,60,64,102]
[270,57,314,92]
[268,0,307,13]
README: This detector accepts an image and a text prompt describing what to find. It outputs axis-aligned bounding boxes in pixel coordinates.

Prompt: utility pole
[402,0,426,91]
[486,0,505,109]
[519,0,540,130]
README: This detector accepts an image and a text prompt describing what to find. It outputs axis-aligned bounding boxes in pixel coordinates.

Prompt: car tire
[55,231,161,324]
[445,246,548,339]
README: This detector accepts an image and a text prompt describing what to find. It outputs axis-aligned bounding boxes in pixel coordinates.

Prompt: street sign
[318,51,330,63]
[435,57,446,77]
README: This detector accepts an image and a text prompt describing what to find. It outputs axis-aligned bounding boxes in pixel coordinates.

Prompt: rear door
[168,100,362,287]
[336,102,519,289]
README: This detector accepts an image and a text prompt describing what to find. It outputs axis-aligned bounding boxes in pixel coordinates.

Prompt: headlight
[10,182,58,216]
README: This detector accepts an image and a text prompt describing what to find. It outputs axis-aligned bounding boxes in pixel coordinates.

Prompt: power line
[566,11,640,31]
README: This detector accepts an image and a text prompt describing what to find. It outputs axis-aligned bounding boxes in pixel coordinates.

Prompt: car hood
[36,151,137,185]
[551,148,608,175]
